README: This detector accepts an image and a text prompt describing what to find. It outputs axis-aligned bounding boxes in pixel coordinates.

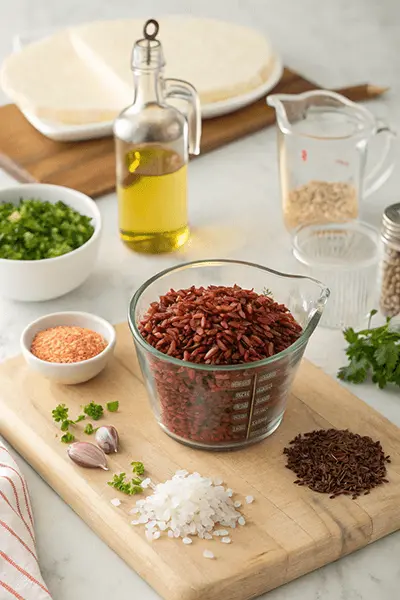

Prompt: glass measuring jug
[267,90,395,231]
[114,19,201,254]
[129,259,329,450]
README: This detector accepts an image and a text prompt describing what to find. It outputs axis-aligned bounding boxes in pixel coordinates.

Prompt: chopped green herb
[83,402,104,421]
[84,423,95,435]
[74,414,86,423]
[107,473,143,495]
[106,401,119,413]
[52,404,69,423]
[61,432,75,444]
[0,198,94,260]
[338,311,400,389]
[131,461,145,476]
[61,420,72,432]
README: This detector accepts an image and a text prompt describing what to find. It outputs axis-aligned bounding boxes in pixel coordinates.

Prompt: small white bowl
[0,183,101,302]
[21,311,116,384]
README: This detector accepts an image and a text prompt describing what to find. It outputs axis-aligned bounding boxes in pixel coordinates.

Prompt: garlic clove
[67,442,108,470]
[95,425,119,454]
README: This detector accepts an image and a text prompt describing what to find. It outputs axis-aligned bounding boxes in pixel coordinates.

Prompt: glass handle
[363,122,397,198]
[164,78,202,156]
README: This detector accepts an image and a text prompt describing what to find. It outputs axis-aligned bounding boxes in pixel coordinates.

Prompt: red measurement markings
[301,150,307,162]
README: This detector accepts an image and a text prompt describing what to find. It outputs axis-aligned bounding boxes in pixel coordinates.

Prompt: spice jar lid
[383,203,400,234]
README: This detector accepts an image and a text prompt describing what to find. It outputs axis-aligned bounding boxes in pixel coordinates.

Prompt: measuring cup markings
[232,423,247,433]
[251,415,270,428]
[258,370,278,382]
[232,412,251,422]
[234,389,252,400]
[256,383,273,395]
[233,401,250,411]
[255,394,271,405]
[253,405,269,417]
[230,378,252,388]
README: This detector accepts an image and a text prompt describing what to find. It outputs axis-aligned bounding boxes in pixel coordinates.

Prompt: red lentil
[31,326,107,364]
[138,285,303,446]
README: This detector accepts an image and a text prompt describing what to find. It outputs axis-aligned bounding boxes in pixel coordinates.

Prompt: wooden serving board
[0,323,399,600]
[0,68,380,198]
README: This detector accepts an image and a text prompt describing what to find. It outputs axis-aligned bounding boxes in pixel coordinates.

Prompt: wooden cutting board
[0,68,384,198]
[0,323,399,600]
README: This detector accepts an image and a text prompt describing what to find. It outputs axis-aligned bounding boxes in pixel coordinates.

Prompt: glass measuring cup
[267,90,396,231]
[129,260,329,450]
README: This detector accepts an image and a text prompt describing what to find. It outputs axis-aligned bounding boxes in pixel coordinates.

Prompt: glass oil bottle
[113,19,201,253]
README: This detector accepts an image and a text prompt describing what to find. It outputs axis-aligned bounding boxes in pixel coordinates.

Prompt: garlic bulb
[95,425,119,454]
[67,442,108,470]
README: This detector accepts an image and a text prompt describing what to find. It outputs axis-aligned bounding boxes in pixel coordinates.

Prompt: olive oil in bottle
[113,19,201,254]
[117,145,189,253]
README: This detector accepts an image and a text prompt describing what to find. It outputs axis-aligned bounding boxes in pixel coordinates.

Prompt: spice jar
[380,203,400,317]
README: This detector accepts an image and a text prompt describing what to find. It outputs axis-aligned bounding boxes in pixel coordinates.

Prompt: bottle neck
[133,68,163,105]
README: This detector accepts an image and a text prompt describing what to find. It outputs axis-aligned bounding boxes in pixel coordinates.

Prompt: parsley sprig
[52,404,86,440]
[108,473,143,495]
[338,310,400,389]
[131,461,145,476]
[106,401,119,412]
[83,402,104,420]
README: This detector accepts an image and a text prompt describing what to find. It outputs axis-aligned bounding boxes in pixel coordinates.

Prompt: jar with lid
[380,203,400,317]
[113,19,201,254]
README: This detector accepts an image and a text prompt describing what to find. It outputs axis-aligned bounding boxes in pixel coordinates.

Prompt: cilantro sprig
[108,473,143,495]
[338,310,400,389]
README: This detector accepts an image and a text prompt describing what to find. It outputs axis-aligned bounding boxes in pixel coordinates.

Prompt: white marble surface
[1,0,400,598]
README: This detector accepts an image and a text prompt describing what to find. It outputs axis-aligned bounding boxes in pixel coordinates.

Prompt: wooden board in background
[0,68,385,198]
[0,323,399,600]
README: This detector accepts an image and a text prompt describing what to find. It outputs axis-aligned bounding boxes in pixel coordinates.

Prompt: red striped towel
[0,443,52,599]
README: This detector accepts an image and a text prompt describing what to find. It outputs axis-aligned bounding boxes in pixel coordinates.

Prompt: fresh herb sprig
[106,401,119,412]
[83,402,104,421]
[108,473,143,495]
[84,423,95,435]
[52,404,86,438]
[131,461,145,476]
[338,310,400,389]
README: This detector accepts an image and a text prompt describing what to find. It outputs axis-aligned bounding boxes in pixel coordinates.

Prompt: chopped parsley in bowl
[0,198,95,260]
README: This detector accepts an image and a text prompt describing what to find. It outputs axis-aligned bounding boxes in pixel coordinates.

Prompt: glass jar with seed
[380,203,400,317]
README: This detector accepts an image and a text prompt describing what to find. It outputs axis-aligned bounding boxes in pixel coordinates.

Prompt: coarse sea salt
[132,470,245,544]
[245,495,254,504]
[182,537,192,545]
[203,550,215,559]
[110,498,121,507]
[221,537,231,544]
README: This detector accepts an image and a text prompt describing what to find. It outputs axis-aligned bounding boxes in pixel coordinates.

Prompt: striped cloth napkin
[0,442,52,599]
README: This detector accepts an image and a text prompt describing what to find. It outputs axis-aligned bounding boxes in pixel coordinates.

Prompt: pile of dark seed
[283,429,391,499]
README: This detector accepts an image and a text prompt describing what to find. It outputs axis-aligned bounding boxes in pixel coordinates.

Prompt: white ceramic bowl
[0,183,101,301]
[21,311,116,384]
